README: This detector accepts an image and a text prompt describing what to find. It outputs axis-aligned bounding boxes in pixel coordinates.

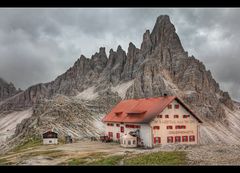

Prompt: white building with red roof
[102,95,202,148]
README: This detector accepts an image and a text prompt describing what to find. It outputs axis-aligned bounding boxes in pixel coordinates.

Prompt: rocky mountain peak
[0,78,20,102]
[117,45,123,52]
[150,15,184,53]
[99,47,106,55]
[109,48,114,54]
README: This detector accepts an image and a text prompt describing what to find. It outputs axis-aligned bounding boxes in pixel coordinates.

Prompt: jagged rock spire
[147,15,184,53]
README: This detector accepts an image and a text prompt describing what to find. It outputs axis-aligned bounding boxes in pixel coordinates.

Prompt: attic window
[175,104,180,109]
[168,105,172,109]
[183,115,190,118]
[174,115,179,118]
[157,115,162,118]
[115,112,122,116]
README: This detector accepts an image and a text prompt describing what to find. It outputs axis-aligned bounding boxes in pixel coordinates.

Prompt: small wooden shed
[42,131,58,145]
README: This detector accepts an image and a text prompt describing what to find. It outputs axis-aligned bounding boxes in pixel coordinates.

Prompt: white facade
[43,138,58,145]
[104,99,201,148]
[150,100,199,145]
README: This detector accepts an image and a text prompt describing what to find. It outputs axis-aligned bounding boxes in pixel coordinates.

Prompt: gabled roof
[42,130,58,139]
[102,96,202,123]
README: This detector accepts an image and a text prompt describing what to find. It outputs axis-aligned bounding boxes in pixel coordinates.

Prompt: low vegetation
[67,152,106,165]
[88,155,124,165]
[0,158,8,165]
[124,151,187,165]
[65,151,187,166]
[12,136,42,152]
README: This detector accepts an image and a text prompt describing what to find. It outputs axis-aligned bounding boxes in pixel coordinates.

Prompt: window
[183,115,190,118]
[125,124,140,128]
[168,104,172,109]
[189,135,195,142]
[133,140,136,145]
[128,140,131,145]
[108,132,113,138]
[107,123,114,126]
[166,126,173,129]
[116,124,120,127]
[182,136,188,142]
[175,136,181,143]
[153,126,160,130]
[116,133,120,139]
[135,125,141,128]
[154,137,161,144]
[174,115,179,118]
[175,125,186,129]
[167,136,173,143]
[120,126,124,133]
[165,115,169,118]
[175,104,180,109]
[49,140,52,143]
[157,115,162,118]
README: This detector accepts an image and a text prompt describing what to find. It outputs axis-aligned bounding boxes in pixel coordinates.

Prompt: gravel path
[1,141,240,165]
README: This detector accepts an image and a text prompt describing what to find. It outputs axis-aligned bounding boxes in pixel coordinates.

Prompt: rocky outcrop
[0,83,48,113]
[0,78,20,102]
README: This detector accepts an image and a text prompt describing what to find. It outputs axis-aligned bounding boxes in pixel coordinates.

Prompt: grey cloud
[0,8,240,101]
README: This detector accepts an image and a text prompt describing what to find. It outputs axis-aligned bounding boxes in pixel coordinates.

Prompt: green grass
[87,155,124,165]
[0,158,8,165]
[67,152,106,166]
[124,151,187,166]
[68,158,89,165]
[66,151,187,166]
[12,137,42,152]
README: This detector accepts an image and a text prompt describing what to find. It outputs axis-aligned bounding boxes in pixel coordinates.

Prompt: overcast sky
[0,8,240,101]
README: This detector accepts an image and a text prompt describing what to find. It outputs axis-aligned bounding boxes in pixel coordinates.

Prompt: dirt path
[0,141,138,165]
[1,141,240,165]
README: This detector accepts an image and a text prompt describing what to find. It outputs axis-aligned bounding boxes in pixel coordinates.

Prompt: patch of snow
[184,90,197,95]
[75,87,98,101]
[0,108,32,144]
[111,80,134,99]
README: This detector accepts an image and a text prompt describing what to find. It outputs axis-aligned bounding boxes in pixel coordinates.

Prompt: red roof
[102,96,202,123]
